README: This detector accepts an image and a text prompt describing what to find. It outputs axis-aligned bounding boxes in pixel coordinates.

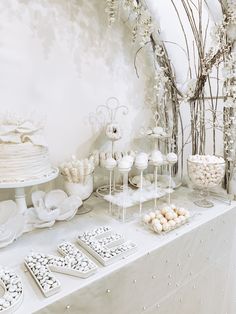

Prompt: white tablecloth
[1,187,236,314]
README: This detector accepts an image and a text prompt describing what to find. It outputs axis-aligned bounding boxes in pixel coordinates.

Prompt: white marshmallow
[149,212,156,220]
[153,222,163,233]
[143,214,151,224]
[160,217,167,225]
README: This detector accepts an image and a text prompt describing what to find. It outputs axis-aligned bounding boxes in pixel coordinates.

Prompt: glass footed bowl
[62,171,94,214]
[187,157,225,208]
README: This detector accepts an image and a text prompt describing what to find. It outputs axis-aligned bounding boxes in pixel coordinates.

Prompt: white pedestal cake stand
[0,168,59,214]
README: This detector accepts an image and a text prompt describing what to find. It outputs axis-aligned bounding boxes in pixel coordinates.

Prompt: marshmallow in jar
[187,155,225,188]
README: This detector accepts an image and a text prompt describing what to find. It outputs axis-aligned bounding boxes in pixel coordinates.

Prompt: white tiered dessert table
[1,187,236,314]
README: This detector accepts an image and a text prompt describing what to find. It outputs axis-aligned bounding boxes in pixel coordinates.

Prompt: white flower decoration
[105,122,122,141]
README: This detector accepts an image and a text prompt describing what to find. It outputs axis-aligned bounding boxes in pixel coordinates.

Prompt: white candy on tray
[77,226,137,266]
[143,204,190,234]
[25,242,97,297]
[0,268,23,313]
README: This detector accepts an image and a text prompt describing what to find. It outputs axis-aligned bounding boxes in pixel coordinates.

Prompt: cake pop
[151,150,163,166]
[166,152,178,164]
[104,158,117,171]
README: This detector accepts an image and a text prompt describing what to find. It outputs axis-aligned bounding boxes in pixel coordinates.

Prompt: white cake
[0,117,54,182]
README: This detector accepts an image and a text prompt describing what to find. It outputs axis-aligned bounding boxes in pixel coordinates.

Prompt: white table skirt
[1,187,236,314]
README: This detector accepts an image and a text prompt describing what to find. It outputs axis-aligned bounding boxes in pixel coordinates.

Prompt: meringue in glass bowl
[187,155,225,208]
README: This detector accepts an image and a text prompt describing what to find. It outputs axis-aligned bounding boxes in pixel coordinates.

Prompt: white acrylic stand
[0,169,59,214]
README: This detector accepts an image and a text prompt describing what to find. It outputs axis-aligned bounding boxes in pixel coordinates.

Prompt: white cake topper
[0,113,46,147]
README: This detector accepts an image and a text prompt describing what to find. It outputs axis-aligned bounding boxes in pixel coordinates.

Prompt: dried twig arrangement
[105,0,236,191]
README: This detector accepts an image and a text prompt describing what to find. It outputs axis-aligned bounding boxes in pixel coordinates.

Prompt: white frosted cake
[0,117,54,182]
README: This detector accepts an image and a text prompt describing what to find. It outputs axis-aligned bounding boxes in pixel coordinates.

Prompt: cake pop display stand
[95,97,129,198]
[0,168,59,214]
[104,185,173,222]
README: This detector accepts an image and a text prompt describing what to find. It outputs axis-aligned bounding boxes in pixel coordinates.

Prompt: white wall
[0,0,159,201]
[0,0,226,199]
[0,0,156,165]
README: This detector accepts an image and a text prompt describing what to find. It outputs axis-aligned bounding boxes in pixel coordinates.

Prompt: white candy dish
[25,242,97,297]
[77,226,137,266]
[187,155,225,208]
[0,268,23,313]
[143,204,190,234]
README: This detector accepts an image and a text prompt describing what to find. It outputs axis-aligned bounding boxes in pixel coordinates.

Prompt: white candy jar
[63,171,94,215]
[64,172,94,201]
[187,155,225,208]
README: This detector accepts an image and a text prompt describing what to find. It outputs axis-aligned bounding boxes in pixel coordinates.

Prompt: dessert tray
[0,268,23,313]
[104,185,173,208]
[142,204,190,234]
[25,242,97,297]
[24,226,137,298]
[77,226,137,266]
[129,174,176,189]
